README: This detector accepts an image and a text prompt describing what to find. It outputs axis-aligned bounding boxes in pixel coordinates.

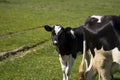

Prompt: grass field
[0,0,120,80]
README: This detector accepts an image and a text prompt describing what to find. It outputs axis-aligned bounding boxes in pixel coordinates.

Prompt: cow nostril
[53,41,58,45]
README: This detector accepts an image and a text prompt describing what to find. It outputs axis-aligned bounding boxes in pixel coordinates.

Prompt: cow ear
[85,18,98,25]
[89,18,98,24]
[44,25,52,32]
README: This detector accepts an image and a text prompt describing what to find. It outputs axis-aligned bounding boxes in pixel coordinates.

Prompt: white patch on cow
[59,54,67,80]
[110,20,114,26]
[83,40,86,55]
[112,47,120,63]
[54,25,62,35]
[92,47,113,80]
[91,15,103,23]
[86,53,93,72]
[111,47,120,74]
[53,41,57,44]
[70,30,76,38]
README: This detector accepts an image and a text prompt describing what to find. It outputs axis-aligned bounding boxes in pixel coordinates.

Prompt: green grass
[1,0,120,51]
[0,28,49,52]
[0,0,120,36]
[0,41,82,80]
[0,0,120,80]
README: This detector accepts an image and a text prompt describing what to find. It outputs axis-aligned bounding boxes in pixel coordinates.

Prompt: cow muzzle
[53,41,58,45]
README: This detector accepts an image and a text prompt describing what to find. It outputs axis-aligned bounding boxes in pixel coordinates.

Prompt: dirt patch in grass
[0,39,49,61]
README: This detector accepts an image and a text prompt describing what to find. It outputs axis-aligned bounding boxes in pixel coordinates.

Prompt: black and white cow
[44,25,90,80]
[78,15,120,80]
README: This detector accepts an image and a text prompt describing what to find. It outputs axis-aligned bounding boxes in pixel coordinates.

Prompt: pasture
[0,0,120,80]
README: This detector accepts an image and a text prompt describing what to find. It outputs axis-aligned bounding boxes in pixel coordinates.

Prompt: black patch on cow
[83,15,120,52]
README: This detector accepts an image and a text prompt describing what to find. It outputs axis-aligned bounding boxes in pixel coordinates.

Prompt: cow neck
[56,35,74,55]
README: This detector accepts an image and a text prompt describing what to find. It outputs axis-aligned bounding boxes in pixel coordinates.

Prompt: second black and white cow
[44,25,90,80]
[78,15,120,80]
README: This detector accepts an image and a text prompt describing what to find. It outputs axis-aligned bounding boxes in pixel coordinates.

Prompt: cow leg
[59,54,67,80]
[59,54,74,80]
[85,51,90,70]
[65,55,75,80]
[94,49,112,80]
[86,66,97,80]
[98,63,112,80]
[99,55,112,80]
[111,48,120,79]
[78,40,88,80]
[86,53,97,80]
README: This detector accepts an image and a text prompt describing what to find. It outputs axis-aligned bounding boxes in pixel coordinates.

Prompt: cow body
[44,25,90,80]
[84,15,120,51]
[78,15,120,80]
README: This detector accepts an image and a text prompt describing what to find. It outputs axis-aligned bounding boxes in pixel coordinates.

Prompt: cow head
[85,15,103,26]
[44,25,75,46]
